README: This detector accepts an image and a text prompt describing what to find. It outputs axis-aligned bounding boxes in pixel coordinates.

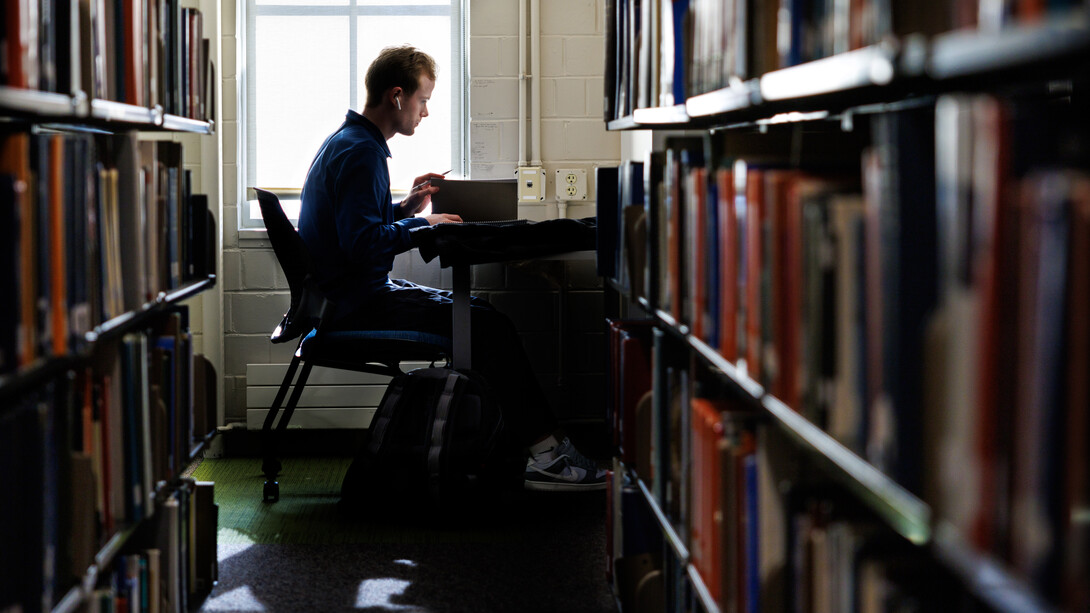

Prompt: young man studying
[297,45,606,491]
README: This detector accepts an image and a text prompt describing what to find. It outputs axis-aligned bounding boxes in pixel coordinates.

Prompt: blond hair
[364,45,438,108]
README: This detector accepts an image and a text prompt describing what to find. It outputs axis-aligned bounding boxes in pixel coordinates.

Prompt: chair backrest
[255,188,325,343]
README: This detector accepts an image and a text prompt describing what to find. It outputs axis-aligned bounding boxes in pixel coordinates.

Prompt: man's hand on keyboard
[426,213,462,225]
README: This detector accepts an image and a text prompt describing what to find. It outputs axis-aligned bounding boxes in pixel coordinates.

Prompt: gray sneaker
[524,437,607,491]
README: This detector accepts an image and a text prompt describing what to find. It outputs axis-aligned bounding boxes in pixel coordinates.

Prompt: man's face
[396,75,435,137]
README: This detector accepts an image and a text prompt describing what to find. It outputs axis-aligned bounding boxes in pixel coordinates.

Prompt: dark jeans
[332,279,557,447]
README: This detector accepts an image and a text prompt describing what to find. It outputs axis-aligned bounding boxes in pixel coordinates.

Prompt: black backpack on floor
[341,367,524,513]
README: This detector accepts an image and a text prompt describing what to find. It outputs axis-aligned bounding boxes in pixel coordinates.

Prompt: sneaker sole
[523,479,607,492]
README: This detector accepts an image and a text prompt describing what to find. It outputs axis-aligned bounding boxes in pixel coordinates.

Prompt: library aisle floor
[188,452,618,613]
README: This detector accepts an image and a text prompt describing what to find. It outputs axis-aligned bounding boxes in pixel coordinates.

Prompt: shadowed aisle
[191,457,618,613]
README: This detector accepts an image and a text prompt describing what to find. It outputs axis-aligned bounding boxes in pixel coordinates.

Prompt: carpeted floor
[191,457,619,613]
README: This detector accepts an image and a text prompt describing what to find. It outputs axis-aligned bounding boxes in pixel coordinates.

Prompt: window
[241,0,466,228]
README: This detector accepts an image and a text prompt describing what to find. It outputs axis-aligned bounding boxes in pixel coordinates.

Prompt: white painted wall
[469,0,620,220]
[215,0,621,424]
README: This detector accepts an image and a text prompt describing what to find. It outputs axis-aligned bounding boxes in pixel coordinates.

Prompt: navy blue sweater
[298,111,428,319]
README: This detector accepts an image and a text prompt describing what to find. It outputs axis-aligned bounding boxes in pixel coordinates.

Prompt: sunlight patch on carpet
[355,578,420,610]
[201,585,267,611]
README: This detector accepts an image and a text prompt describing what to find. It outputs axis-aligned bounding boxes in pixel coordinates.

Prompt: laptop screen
[428,178,518,222]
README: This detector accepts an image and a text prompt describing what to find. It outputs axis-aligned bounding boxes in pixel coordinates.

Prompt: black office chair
[254,188,452,502]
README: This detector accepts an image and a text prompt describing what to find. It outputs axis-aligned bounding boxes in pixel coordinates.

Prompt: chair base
[262,457,282,502]
[258,333,452,502]
[263,480,280,502]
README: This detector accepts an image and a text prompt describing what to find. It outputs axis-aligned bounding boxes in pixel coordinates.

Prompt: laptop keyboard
[438,219,533,227]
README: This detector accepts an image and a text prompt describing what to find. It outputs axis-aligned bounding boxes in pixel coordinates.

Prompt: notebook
[429,178,519,223]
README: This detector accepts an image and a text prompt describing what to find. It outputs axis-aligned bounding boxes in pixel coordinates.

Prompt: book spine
[717,166,738,362]
[49,135,68,357]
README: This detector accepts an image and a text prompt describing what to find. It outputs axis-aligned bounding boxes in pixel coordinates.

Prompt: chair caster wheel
[263,480,280,502]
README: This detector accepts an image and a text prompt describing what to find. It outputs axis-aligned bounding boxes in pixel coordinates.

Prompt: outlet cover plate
[517,166,546,201]
[555,168,587,201]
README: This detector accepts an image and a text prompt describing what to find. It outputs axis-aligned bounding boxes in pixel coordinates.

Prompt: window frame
[238,0,467,230]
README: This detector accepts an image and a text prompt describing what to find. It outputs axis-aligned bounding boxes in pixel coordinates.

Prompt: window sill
[238,228,271,246]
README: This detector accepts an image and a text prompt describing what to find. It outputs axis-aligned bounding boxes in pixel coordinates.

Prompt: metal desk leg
[452,264,472,370]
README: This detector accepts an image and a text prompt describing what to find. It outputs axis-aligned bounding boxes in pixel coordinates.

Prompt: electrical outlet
[517,166,545,201]
[555,168,587,201]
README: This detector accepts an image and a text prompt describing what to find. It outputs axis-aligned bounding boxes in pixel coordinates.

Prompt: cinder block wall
[217,0,620,425]
[469,0,622,203]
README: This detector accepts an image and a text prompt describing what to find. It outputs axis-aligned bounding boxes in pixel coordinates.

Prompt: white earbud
[395,97,402,110]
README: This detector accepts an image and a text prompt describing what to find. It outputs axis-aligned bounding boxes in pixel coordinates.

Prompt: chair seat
[298,328,452,370]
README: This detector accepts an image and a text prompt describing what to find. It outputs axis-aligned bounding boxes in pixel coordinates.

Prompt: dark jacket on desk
[410,217,597,267]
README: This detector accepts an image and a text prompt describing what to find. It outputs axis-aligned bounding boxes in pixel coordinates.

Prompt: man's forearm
[393,200,411,221]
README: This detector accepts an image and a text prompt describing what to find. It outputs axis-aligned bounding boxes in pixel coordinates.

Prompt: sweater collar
[345,110,391,158]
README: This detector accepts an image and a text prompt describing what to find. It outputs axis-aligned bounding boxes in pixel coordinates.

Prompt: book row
[0,312,217,613]
[84,479,217,613]
[602,91,1089,610]
[0,129,214,374]
[2,0,212,120]
[607,325,1068,612]
[607,348,960,612]
[606,0,1083,119]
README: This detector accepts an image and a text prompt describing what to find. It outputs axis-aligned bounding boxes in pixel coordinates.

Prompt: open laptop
[428,178,521,223]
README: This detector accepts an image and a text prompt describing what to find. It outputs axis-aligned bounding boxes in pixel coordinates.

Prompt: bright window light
[242,0,466,227]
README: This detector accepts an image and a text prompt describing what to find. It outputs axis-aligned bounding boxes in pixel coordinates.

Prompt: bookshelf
[633,104,693,127]
[602,2,1088,612]
[0,87,215,135]
[606,13,1090,127]
[0,278,213,405]
[0,1,220,610]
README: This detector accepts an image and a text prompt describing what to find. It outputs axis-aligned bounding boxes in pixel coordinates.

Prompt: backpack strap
[368,377,406,455]
[427,372,461,500]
